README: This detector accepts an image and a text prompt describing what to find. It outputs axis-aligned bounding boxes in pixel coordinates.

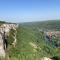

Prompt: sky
[0,0,60,23]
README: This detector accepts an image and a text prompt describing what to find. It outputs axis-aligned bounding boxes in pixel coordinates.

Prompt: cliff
[0,23,18,57]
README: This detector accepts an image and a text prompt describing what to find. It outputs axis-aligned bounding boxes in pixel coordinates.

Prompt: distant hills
[20,20,60,30]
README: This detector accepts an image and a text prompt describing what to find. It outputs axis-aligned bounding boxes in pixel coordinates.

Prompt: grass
[7,24,57,60]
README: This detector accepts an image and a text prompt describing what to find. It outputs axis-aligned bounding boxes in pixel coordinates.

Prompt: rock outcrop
[0,23,18,57]
[45,31,60,39]
[44,31,60,47]
[41,57,52,60]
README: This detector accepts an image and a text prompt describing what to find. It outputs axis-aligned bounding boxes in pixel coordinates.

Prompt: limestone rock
[41,57,52,60]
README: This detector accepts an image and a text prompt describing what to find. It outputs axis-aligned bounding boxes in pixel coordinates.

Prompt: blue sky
[0,0,60,22]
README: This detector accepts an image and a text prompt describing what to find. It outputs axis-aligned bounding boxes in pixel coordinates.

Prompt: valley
[0,20,60,60]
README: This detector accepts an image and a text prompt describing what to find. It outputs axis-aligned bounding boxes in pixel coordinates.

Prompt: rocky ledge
[0,23,18,57]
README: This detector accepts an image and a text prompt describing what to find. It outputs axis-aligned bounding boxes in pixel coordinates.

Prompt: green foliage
[7,29,15,45]
[7,25,53,60]
[0,21,6,26]
[51,56,60,60]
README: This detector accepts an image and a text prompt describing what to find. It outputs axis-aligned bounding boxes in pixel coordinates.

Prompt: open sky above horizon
[0,0,60,23]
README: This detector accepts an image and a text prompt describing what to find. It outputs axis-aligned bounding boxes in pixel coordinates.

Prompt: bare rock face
[0,23,18,58]
[0,34,5,57]
[41,57,52,60]
[0,47,5,57]
[45,31,60,39]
